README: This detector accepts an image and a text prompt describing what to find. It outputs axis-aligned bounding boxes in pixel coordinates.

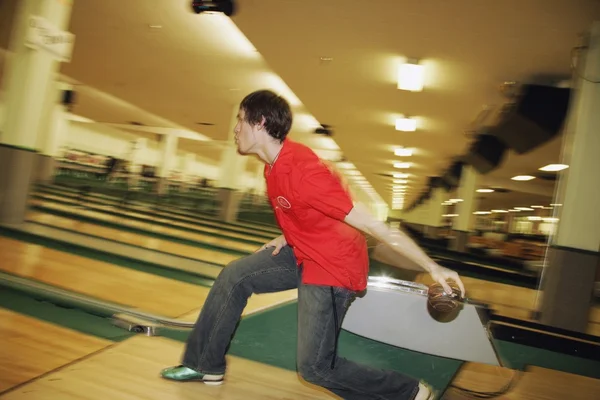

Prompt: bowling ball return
[342,276,504,367]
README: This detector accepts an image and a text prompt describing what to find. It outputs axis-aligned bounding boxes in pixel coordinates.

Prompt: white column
[553,24,600,252]
[450,165,478,251]
[158,133,178,179]
[1,0,74,149]
[428,189,446,227]
[217,105,248,190]
[37,82,72,157]
[0,0,74,224]
[453,165,478,231]
[538,22,600,332]
[183,152,196,182]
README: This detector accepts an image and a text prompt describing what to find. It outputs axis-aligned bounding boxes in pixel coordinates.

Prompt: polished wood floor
[0,237,296,320]
[0,308,112,393]
[2,333,599,400]
[31,200,259,253]
[1,336,336,400]
[33,194,275,243]
[28,210,241,266]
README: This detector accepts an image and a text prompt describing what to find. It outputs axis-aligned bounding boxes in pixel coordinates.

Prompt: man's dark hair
[240,90,293,142]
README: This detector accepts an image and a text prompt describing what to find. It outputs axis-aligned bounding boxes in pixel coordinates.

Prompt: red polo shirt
[265,139,369,291]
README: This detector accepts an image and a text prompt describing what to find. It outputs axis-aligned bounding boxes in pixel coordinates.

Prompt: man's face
[234,108,261,155]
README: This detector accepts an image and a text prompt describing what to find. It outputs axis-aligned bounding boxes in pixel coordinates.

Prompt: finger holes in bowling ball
[427,282,463,323]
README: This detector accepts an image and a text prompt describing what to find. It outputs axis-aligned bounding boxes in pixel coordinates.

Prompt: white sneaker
[414,381,435,400]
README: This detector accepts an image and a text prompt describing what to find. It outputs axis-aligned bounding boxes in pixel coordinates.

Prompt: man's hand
[257,235,287,255]
[429,264,466,297]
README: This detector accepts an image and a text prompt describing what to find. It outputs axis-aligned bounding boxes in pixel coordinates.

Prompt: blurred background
[0,1,599,399]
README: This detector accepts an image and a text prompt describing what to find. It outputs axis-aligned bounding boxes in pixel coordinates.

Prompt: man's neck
[260,139,285,165]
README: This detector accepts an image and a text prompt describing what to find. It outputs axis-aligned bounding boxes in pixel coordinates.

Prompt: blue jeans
[182,245,419,399]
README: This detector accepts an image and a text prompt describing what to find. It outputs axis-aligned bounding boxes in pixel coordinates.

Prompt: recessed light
[394,147,413,157]
[476,188,494,193]
[395,117,417,132]
[539,164,569,172]
[398,61,424,92]
[511,175,536,181]
[393,162,411,169]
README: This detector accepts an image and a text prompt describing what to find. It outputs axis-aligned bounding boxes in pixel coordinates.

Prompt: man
[161,90,466,400]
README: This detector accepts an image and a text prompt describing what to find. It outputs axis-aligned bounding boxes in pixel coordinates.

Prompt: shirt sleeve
[296,160,354,220]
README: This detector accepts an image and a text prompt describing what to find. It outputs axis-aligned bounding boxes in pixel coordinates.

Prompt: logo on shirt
[276,196,292,209]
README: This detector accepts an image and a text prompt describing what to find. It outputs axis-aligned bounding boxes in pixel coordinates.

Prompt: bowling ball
[427,282,462,313]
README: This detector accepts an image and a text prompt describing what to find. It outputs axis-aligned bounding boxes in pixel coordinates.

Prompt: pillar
[216,105,247,222]
[0,0,74,225]
[423,188,446,239]
[156,133,178,195]
[538,22,600,333]
[450,165,478,251]
[35,81,73,183]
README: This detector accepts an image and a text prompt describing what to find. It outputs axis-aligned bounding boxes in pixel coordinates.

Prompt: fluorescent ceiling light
[443,214,458,217]
[515,207,534,211]
[398,62,424,92]
[508,209,521,212]
[531,205,543,209]
[395,117,417,132]
[476,188,494,193]
[511,175,536,181]
[450,199,463,203]
[393,162,411,169]
[394,179,408,184]
[550,203,562,207]
[393,173,409,178]
[394,147,413,157]
[491,210,508,213]
[473,211,491,215]
[539,164,569,172]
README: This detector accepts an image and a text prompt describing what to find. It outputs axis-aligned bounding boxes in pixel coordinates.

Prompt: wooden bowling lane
[34,190,280,237]
[0,237,296,319]
[31,201,260,254]
[446,363,600,400]
[1,335,335,400]
[414,273,600,336]
[34,193,276,242]
[27,211,241,267]
[0,308,112,394]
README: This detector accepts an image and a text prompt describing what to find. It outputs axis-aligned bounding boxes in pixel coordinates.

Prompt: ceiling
[2,0,600,215]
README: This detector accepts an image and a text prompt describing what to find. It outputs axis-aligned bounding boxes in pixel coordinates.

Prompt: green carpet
[0,287,134,342]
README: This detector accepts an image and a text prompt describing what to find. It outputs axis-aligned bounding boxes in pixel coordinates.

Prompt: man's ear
[257,116,266,130]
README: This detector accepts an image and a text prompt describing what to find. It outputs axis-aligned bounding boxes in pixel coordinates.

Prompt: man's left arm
[344,202,465,296]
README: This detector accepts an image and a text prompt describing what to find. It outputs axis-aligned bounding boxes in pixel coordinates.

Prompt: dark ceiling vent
[314,124,333,136]
[197,122,215,126]
[129,121,145,126]
[490,187,512,193]
[536,172,558,181]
